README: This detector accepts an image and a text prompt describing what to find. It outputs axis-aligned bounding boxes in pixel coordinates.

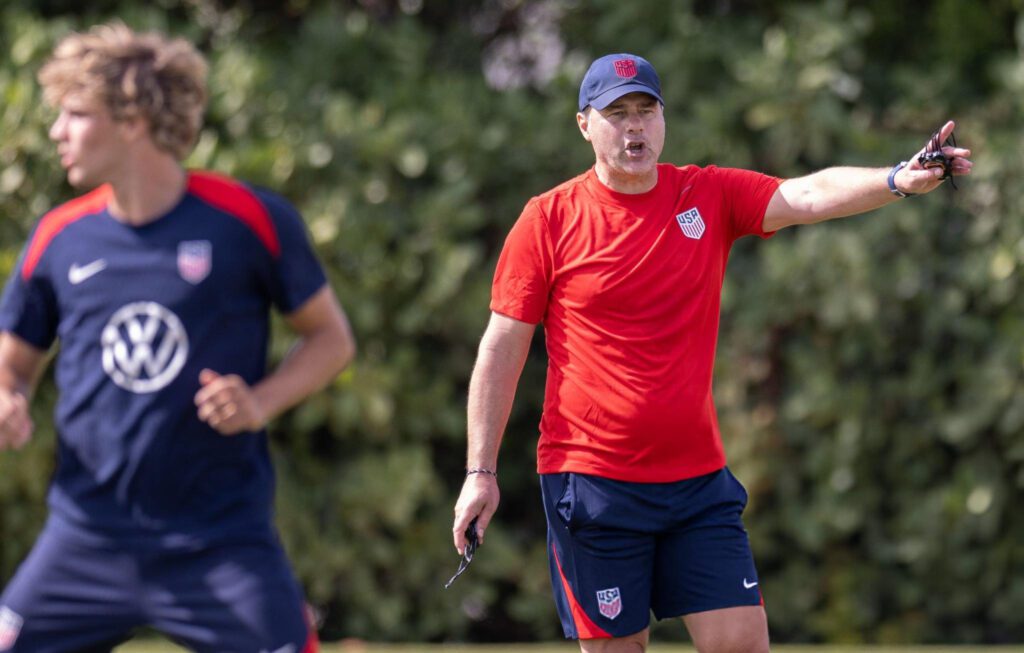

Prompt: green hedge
[0,0,1021,644]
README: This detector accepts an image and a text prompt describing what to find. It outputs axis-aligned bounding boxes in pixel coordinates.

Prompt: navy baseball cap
[578,53,664,112]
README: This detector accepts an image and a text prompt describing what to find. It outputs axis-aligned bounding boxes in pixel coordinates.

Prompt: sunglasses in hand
[445,517,479,589]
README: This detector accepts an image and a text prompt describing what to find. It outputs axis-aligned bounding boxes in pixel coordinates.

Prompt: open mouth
[626,142,645,154]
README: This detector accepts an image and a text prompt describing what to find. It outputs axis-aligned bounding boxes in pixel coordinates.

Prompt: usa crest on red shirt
[613,59,637,78]
[676,207,706,240]
[596,587,622,619]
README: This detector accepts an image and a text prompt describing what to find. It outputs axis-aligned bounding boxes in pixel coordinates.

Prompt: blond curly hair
[39,22,208,161]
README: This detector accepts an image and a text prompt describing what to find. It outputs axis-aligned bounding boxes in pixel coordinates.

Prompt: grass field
[115,642,1024,653]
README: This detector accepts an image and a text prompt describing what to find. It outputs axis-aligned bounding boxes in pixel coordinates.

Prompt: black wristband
[466,467,497,478]
[887,161,915,198]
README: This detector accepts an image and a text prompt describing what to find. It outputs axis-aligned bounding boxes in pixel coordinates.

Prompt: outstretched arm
[452,312,535,554]
[763,120,973,232]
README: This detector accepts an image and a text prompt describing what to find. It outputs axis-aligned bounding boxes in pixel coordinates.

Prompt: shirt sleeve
[256,190,328,315]
[712,166,782,241]
[0,235,59,350]
[490,199,553,325]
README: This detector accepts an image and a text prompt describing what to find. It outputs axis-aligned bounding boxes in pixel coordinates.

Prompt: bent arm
[0,332,48,396]
[0,332,48,449]
[452,312,535,552]
[251,285,356,424]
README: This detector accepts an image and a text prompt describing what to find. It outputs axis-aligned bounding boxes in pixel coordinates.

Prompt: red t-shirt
[491,163,780,482]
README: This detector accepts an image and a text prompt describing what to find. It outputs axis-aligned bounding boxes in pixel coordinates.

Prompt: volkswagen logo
[101,302,189,393]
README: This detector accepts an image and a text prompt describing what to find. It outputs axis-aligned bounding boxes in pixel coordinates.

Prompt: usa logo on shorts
[676,207,706,240]
[0,606,23,649]
[596,587,622,620]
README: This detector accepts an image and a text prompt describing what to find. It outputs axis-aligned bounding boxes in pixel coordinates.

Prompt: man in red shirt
[451,53,972,652]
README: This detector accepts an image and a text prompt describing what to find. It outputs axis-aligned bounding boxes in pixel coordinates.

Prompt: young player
[0,23,355,651]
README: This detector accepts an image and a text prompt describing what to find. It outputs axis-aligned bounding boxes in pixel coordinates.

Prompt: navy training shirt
[0,171,327,549]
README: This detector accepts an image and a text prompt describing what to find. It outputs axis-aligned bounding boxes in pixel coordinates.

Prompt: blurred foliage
[1,0,1023,645]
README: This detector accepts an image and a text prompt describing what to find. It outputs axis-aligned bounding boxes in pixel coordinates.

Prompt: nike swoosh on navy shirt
[68,259,108,284]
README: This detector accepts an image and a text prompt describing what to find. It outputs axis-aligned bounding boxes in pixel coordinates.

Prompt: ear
[576,110,592,142]
[117,114,150,144]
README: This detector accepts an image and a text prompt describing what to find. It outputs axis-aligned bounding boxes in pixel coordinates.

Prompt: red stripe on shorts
[301,602,320,653]
[552,543,611,639]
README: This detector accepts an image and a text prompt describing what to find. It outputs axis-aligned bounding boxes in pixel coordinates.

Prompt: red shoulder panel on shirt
[22,185,112,280]
[187,171,281,257]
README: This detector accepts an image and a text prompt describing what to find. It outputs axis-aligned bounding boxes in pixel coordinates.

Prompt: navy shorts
[540,467,762,639]
[0,519,316,652]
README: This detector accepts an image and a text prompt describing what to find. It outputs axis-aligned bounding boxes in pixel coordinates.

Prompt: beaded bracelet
[466,467,497,478]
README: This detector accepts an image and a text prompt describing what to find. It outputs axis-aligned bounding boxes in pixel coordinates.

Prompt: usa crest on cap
[613,59,637,78]
[579,53,664,111]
